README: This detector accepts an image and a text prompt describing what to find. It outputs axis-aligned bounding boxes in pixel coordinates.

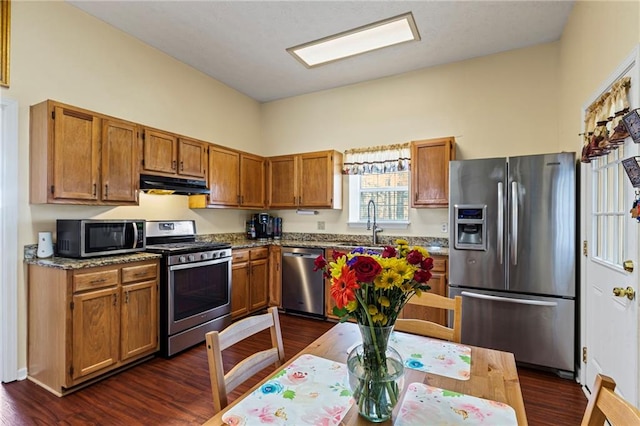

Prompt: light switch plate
[317,221,325,230]
[441,222,448,233]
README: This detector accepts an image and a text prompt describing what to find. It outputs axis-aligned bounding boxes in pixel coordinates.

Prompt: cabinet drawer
[432,257,446,273]
[73,269,119,292]
[122,263,157,283]
[250,247,269,260]
[232,249,250,263]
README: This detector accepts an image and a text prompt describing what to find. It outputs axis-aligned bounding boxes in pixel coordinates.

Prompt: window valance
[581,76,631,163]
[342,143,410,175]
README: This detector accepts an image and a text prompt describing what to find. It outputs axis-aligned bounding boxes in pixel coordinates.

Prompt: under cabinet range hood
[140,174,210,195]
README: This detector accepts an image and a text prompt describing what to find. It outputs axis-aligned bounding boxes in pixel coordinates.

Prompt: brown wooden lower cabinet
[268,245,282,308]
[27,259,159,396]
[231,247,269,319]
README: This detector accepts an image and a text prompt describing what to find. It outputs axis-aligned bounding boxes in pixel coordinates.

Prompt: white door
[583,48,639,405]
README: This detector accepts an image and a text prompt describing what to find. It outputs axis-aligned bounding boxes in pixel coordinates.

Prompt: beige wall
[558,0,640,153]
[262,42,561,235]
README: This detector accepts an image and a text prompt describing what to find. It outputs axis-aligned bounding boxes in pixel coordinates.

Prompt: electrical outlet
[441,222,448,233]
[317,221,325,230]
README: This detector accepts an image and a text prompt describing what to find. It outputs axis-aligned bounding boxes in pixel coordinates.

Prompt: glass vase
[347,324,404,422]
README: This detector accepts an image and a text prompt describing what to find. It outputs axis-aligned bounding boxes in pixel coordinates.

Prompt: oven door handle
[168,257,231,271]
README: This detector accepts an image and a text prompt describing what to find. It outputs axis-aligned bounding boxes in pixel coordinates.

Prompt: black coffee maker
[253,213,272,240]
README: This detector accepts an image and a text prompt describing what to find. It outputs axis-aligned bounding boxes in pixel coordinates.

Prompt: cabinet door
[231,261,250,319]
[249,258,269,311]
[52,105,101,201]
[208,146,240,206]
[178,137,207,179]
[121,280,158,360]
[411,137,455,207]
[268,155,298,208]
[143,129,178,175]
[101,119,139,203]
[240,153,265,208]
[268,245,282,307]
[71,287,119,380]
[299,151,334,208]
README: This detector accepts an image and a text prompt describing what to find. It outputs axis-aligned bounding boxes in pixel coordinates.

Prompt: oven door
[166,256,231,336]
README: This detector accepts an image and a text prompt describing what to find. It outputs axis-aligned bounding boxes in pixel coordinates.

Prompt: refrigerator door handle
[461,291,558,307]
[510,181,518,265]
[497,182,504,264]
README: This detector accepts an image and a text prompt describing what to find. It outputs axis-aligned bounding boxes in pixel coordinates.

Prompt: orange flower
[330,265,360,309]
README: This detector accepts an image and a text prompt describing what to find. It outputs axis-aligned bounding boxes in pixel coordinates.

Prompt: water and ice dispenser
[454,205,487,250]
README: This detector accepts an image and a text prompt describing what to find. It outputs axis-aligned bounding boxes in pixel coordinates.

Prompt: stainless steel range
[145,220,232,357]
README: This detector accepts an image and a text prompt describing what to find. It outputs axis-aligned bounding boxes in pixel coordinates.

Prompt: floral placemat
[221,354,353,426]
[390,332,471,380]
[348,332,472,380]
[395,383,518,425]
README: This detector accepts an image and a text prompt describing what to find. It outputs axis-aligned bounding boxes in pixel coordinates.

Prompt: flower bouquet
[314,239,433,422]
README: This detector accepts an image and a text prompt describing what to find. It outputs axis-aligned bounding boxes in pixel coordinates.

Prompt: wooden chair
[581,374,640,426]
[205,306,285,413]
[395,293,462,343]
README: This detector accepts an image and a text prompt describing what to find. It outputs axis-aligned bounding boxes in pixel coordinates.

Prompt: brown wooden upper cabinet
[267,150,343,209]
[206,145,265,208]
[411,137,456,208]
[141,128,207,180]
[30,100,139,205]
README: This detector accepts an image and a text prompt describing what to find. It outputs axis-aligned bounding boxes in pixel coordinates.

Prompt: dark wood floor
[1,313,587,425]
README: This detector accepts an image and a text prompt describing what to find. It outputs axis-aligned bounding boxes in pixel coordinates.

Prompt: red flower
[406,250,424,265]
[414,269,432,283]
[331,250,347,262]
[330,266,360,309]
[313,255,327,271]
[381,246,397,258]
[352,256,382,282]
[421,257,434,270]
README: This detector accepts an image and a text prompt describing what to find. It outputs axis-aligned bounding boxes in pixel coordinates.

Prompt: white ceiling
[67,0,575,103]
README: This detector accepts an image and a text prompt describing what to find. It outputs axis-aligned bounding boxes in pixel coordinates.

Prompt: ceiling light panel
[288,12,420,68]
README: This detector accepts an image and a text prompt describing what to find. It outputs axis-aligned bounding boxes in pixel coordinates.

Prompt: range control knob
[188,254,195,262]
[212,252,219,259]
[179,256,187,263]
[201,253,208,260]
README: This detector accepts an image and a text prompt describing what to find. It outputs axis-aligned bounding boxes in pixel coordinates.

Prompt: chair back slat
[395,294,462,343]
[205,307,285,414]
[581,374,640,426]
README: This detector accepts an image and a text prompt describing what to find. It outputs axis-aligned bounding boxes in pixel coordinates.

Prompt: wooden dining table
[202,322,528,425]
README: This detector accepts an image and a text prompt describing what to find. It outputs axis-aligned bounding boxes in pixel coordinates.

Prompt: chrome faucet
[367,199,383,245]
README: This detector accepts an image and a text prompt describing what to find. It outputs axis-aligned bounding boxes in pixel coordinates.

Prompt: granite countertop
[24,251,162,270]
[24,232,448,269]
[228,238,449,256]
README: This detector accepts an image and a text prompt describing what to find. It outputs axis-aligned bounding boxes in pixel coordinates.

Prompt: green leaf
[442,390,463,397]
[340,389,352,397]
[460,355,471,364]
[333,306,348,317]
[410,353,422,359]
[282,389,296,400]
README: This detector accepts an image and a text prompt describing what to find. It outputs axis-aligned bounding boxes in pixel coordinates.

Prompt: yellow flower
[329,256,347,279]
[375,269,403,289]
[392,258,415,281]
[372,312,387,324]
[346,299,358,312]
[378,296,390,307]
[412,246,430,258]
[395,239,409,246]
[367,304,378,315]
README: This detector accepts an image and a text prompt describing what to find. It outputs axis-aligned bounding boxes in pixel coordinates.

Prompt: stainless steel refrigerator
[448,152,576,377]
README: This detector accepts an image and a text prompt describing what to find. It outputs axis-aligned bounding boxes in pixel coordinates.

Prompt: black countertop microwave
[56,219,146,258]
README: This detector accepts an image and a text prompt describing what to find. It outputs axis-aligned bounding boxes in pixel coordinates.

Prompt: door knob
[613,286,636,300]
[623,260,634,272]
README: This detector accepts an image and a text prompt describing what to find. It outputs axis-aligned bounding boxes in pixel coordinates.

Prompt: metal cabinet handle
[510,181,518,265]
[497,182,504,265]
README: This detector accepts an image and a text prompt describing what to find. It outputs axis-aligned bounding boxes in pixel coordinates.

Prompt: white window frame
[347,173,410,229]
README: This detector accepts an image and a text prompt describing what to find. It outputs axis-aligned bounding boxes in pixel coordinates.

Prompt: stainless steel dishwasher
[282,247,325,318]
